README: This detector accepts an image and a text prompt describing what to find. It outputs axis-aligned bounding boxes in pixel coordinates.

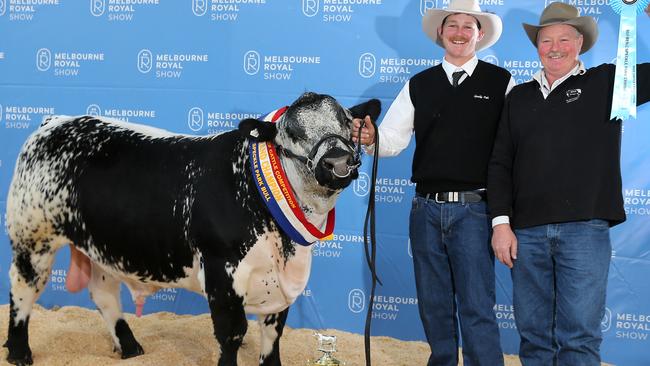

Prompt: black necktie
[452,70,465,88]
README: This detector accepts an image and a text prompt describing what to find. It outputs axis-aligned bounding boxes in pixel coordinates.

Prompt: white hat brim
[422,8,503,52]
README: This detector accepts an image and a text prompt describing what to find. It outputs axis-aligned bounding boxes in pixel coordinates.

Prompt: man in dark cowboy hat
[488,2,650,365]
[352,0,514,364]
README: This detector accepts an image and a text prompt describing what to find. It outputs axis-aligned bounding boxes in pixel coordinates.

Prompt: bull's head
[239,92,381,191]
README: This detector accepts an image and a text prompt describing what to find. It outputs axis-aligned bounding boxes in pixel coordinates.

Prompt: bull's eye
[286,128,305,141]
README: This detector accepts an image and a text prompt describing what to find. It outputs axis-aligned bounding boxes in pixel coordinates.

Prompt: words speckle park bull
[3,93,381,366]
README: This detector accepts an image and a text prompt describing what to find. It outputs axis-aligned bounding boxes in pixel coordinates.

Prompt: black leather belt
[419,189,486,203]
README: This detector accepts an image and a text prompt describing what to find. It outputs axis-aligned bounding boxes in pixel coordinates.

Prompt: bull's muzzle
[276,133,361,190]
[315,147,359,190]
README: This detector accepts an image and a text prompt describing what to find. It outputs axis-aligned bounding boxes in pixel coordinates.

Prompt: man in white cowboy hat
[352,0,514,365]
[488,2,650,365]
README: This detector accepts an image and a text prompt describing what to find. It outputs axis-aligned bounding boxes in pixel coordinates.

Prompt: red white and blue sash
[248,107,335,246]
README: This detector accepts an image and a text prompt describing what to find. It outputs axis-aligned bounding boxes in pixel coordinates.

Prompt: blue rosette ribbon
[610,0,650,121]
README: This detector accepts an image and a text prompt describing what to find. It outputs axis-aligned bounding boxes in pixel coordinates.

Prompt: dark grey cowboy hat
[523,2,598,54]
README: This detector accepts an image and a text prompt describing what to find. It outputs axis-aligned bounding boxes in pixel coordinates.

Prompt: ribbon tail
[610,6,638,121]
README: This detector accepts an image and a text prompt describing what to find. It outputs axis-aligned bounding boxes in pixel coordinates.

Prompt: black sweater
[409,61,512,194]
[488,63,650,229]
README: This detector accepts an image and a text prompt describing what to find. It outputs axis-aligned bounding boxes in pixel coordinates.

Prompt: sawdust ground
[0,304,611,365]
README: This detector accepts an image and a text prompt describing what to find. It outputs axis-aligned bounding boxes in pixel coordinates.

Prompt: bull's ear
[238,118,277,141]
[349,99,381,122]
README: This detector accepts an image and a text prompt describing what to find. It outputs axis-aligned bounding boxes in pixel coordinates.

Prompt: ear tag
[250,129,259,138]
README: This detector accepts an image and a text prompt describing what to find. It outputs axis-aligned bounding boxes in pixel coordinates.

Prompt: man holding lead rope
[353,0,515,364]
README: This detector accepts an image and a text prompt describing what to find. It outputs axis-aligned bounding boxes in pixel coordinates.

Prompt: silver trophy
[307,332,345,365]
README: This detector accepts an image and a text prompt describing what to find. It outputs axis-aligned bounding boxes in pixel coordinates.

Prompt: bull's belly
[91,252,205,297]
[232,231,312,315]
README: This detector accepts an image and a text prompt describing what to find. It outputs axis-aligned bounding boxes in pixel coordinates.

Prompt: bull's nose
[322,154,354,178]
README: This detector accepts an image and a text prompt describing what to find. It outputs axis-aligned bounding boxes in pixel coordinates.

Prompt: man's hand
[492,224,518,268]
[352,116,375,146]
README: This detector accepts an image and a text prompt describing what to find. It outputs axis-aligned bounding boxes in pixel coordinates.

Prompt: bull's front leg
[258,308,289,366]
[204,259,248,366]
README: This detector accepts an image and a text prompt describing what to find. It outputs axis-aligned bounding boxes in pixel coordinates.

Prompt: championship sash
[610,0,650,120]
[248,108,335,246]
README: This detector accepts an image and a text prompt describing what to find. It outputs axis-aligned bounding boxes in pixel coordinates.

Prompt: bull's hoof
[115,318,144,359]
[120,342,144,359]
[5,338,33,366]
[6,349,33,366]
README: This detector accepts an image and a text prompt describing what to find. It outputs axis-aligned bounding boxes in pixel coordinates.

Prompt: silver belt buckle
[434,192,445,204]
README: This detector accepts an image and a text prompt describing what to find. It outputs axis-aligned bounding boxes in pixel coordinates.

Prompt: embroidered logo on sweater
[566,88,582,103]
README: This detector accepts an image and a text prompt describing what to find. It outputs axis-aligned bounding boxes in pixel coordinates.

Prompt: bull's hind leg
[258,308,289,366]
[88,265,144,359]
[5,243,57,365]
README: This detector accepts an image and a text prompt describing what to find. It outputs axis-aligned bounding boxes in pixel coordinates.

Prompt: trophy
[307,332,345,365]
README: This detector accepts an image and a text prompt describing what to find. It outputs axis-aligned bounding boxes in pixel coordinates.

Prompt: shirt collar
[442,56,479,79]
[533,60,586,93]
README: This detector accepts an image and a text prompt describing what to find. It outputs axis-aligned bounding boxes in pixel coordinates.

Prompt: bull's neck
[280,156,339,225]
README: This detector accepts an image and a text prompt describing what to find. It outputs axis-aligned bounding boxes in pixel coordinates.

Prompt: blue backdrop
[1,1,649,364]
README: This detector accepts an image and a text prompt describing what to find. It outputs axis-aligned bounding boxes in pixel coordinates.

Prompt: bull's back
[7,116,246,282]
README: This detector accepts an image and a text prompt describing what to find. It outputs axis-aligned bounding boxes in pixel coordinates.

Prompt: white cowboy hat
[422,0,503,52]
[522,2,598,54]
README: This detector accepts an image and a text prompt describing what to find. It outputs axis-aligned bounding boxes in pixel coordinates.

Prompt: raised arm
[639,62,650,106]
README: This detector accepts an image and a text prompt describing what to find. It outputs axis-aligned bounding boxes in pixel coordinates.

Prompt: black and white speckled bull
[3,92,381,366]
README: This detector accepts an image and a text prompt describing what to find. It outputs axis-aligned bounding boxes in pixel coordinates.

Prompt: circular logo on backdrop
[358,53,376,78]
[90,0,105,17]
[137,49,153,73]
[353,172,371,197]
[483,55,500,66]
[86,104,101,116]
[243,50,260,75]
[192,0,207,16]
[0,0,6,16]
[302,0,319,17]
[545,0,566,7]
[187,107,204,132]
[420,0,437,16]
[601,307,612,332]
[36,48,51,71]
[348,289,365,313]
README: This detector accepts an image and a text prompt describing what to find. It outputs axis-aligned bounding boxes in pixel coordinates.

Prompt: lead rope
[361,119,381,366]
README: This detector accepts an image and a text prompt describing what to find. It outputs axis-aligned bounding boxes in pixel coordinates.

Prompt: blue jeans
[409,195,504,366]
[513,220,611,366]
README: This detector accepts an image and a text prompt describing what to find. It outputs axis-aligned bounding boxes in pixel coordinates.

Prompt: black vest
[409,60,511,193]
